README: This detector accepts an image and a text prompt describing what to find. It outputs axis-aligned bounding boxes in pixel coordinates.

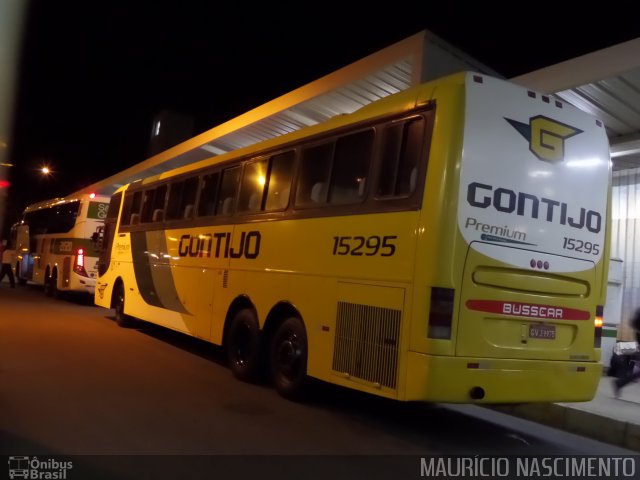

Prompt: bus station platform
[491,376,640,452]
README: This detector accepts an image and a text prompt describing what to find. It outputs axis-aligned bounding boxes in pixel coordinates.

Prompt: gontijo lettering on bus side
[178,231,261,259]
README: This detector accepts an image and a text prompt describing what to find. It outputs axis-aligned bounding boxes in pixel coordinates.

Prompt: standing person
[614,309,640,396]
[0,239,16,288]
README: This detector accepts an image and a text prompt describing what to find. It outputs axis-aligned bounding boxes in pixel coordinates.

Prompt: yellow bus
[13,192,110,297]
[95,72,611,403]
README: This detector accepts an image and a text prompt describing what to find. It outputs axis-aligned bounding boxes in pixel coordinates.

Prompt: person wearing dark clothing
[613,309,640,397]
[0,240,16,288]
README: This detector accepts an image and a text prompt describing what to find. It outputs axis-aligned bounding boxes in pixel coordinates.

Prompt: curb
[489,403,640,452]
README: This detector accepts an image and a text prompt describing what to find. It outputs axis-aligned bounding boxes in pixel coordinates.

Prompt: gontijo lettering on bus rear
[466,182,602,233]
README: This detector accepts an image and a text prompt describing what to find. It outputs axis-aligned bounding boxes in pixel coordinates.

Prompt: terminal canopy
[75,31,640,197]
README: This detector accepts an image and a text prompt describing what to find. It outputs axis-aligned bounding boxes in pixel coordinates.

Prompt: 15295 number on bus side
[332,235,397,257]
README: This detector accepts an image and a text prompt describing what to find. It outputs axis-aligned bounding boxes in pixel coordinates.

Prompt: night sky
[4,2,640,230]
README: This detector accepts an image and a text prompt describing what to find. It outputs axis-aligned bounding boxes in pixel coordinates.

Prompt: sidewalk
[491,376,640,451]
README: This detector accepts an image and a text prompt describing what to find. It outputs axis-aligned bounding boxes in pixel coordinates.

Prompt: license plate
[529,324,556,340]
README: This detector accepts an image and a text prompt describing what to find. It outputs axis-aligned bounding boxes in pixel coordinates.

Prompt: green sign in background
[88,202,109,220]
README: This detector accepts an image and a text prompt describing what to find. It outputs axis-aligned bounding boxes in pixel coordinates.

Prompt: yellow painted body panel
[404,352,600,403]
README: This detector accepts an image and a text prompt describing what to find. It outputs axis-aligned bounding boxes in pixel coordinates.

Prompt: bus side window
[165,181,185,221]
[180,177,199,219]
[26,209,49,235]
[216,166,241,216]
[120,193,133,227]
[152,184,168,222]
[49,201,80,233]
[140,189,156,223]
[377,117,425,198]
[265,150,294,211]
[123,191,142,226]
[238,158,268,213]
[165,177,197,221]
[328,129,373,205]
[295,142,333,206]
[197,172,220,217]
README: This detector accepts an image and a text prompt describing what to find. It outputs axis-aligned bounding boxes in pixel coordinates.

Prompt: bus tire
[45,269,58,298]
[226,308,262,382]
[114,282,134,327]
[15,262,26,286]
[270,317,308,400]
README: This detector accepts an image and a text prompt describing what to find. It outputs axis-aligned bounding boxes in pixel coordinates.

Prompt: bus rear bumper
[67,274,96,295]
[404,351,601,404]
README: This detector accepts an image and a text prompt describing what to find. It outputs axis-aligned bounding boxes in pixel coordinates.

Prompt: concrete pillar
[0,0,27,235]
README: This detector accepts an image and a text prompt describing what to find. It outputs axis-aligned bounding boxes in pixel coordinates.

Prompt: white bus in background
[12,192,110,297]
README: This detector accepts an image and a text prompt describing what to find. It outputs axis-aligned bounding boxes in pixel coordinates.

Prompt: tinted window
[377,117,425,197]
[140,189,156,223]
[197,173,220,217]
[24,202,79,235]
[329,130,373,204]
[166,181,185,220]
[48,201,80,234]
[166,177,198,220]
[107,192,122,220]
[265,151,294,211]
[217,166,241,216]
[295,142,333,206]
[25,209,48,234]
[238,158,268,213]
[153,185,167,221]
[121,191,142,226]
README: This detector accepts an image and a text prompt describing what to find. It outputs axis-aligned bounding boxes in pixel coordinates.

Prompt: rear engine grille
[332,301,401,389]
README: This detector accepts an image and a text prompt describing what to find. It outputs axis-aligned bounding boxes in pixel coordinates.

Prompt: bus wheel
[226,308,261,382]
[270,317,308,400]
[15,263,26,286]
[45,270,58,298]
[114,282,134,327]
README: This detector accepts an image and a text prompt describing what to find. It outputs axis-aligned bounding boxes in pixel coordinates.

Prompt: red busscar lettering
[503,303,563,318]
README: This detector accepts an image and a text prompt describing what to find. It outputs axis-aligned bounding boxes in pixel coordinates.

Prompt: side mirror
[92,226,104,250]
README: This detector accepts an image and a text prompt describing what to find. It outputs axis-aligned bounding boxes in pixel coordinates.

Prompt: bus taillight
[73,248,88,277]
[594,305,603,348]
[428,287,454,339]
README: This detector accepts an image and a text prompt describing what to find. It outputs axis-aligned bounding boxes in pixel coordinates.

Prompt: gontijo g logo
[505,115,583,162]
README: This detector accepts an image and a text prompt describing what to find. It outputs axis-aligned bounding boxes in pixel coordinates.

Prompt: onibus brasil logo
[505,115,583,162]
[8,456,73,479]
